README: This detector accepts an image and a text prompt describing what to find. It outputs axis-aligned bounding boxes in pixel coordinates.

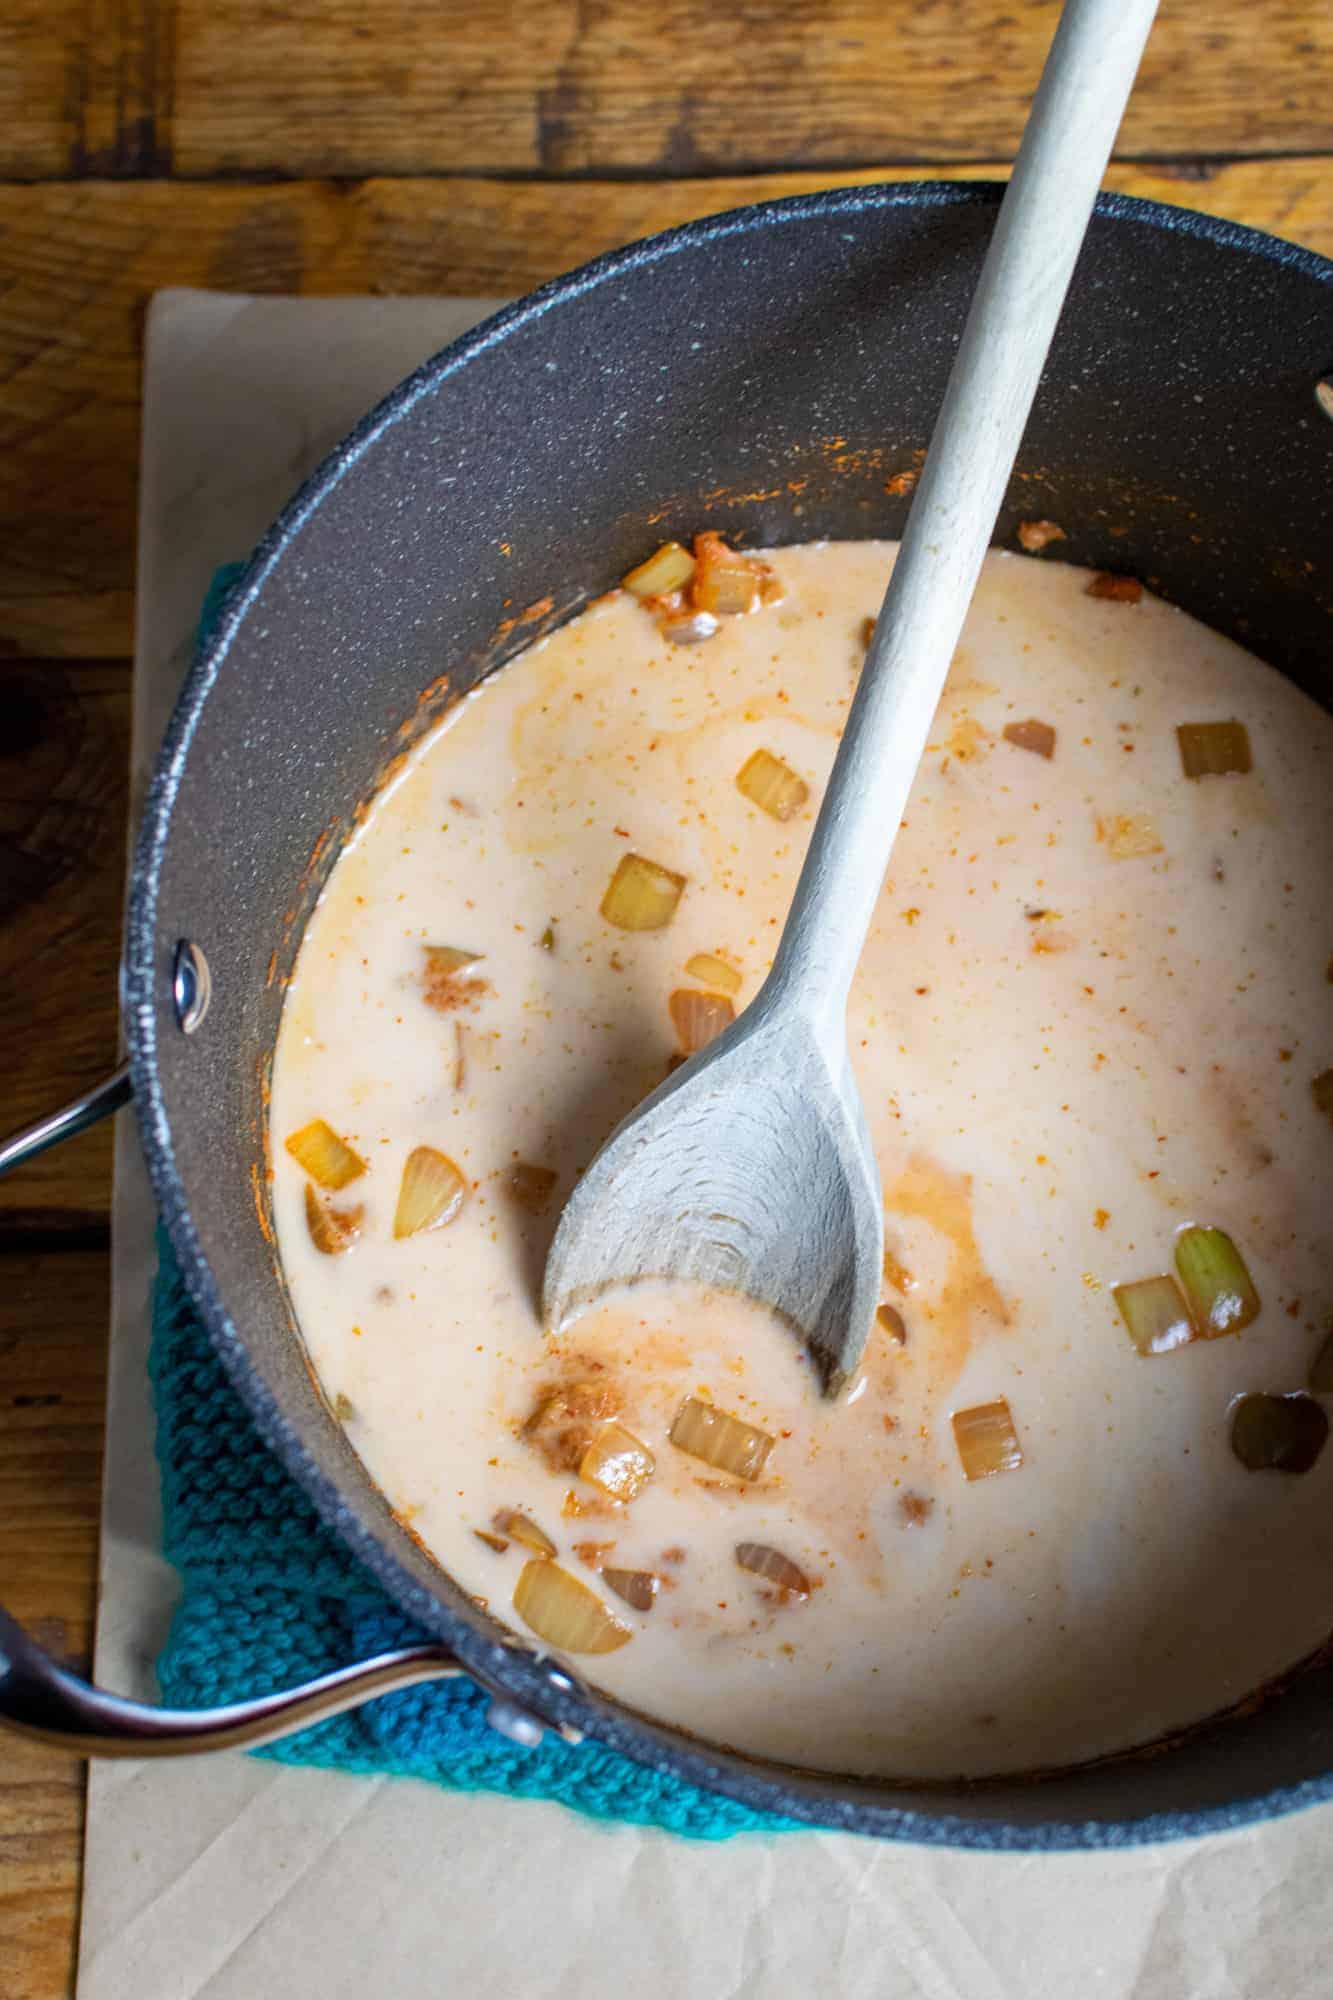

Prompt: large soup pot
[4,184,1332,1848]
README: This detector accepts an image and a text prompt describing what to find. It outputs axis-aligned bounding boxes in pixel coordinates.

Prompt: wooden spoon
[544,0,1160,1393]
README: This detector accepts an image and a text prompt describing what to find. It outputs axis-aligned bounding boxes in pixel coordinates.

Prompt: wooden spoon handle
[767,0,1160,1037]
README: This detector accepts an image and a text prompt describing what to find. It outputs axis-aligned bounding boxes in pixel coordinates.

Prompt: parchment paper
[77,287,1333,2000]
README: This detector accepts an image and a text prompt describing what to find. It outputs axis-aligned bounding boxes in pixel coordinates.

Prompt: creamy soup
[269,539,1333,1780]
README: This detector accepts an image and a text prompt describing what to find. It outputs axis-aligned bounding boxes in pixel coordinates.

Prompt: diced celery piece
[1174,1226,1259,1336]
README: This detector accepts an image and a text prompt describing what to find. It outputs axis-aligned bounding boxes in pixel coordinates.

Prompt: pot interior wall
[128,184,1333,1840]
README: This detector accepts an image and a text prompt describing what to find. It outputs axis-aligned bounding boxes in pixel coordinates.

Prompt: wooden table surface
[0,1,1330,1991]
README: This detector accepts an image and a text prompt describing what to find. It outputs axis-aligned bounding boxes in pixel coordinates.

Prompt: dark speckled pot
[124,183,1333,1848]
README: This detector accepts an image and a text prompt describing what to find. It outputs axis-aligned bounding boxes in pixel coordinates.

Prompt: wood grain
[0,0,86,182]
[0,1739,85,2000]
[3,0,1330,182]
[172,0,1332,177]
[1,0,174,182]
[0,661,130,1231]
[3,157,1332,662]
[75,0,177,176]
[0,1249,109,2000]
[0,1249,109,1642]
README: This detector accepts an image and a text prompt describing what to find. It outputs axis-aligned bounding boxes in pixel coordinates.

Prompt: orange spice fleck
[1086,573,1143,604]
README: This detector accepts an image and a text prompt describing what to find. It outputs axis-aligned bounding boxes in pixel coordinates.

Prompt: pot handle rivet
[173,939,212,1034]
[1316,377,1333,423]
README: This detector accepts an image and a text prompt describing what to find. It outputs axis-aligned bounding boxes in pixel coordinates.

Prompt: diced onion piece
[474,1529,509,1554]
[1174,1226,1259,1336]
[1098,811,1163,860]
[1112,1274,1196,1356]
[668,987,735,1054]
[735,748,810,822]
[1311,1070,1333,1124]
[952,1399,1023,1481]
[333,1392,356,1421]
[393,1146,466,1239]
[1230,1393,1328,1474]
[507,1162,558,1214]
[669,1397,774,1481]
[424,945,481,978]
[876,1303,907,1345]
[493,1509,556,1557]
[622,540,696,598]
[285,1118,366,1189]
[525,1380,621,1472]
[690,531,761,615]
[601,1566,659,1612]
[513,1559,633,1653]
[1086,573,1142,603]
[1309,1329,1333,1393]
[695,569,757,616]
[579,1421,655,1502]
[735,1542,810,1599]
[661,606,719,646]
[1177,720,1252,780]
[1003,718,1056,759]
[1017,519,1066,552]
[684,951,741,997]
[303,1183,363,1256]
[601,851,687,931]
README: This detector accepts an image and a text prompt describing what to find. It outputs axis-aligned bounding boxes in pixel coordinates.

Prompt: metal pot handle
[0,1070,547,1757]
[0,1065,133,1176]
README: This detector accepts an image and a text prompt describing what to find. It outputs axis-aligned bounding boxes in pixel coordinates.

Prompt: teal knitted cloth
[148,568,798,1838]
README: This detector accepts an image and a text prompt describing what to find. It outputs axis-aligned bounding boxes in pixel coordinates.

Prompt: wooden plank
[4,0,1331,183]
[2,161,1331,661]
[169,0,1333,177]
[74,0,176,175]
[0,662,130,1231]
[0,1739,86,2000]
[0,0,175,182]
[0,1246,109,2000]
[0,1248,109,1646]
[0,0,86,181]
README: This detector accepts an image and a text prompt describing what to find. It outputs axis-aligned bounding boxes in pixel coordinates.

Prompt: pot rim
[123,179,1333,1849]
